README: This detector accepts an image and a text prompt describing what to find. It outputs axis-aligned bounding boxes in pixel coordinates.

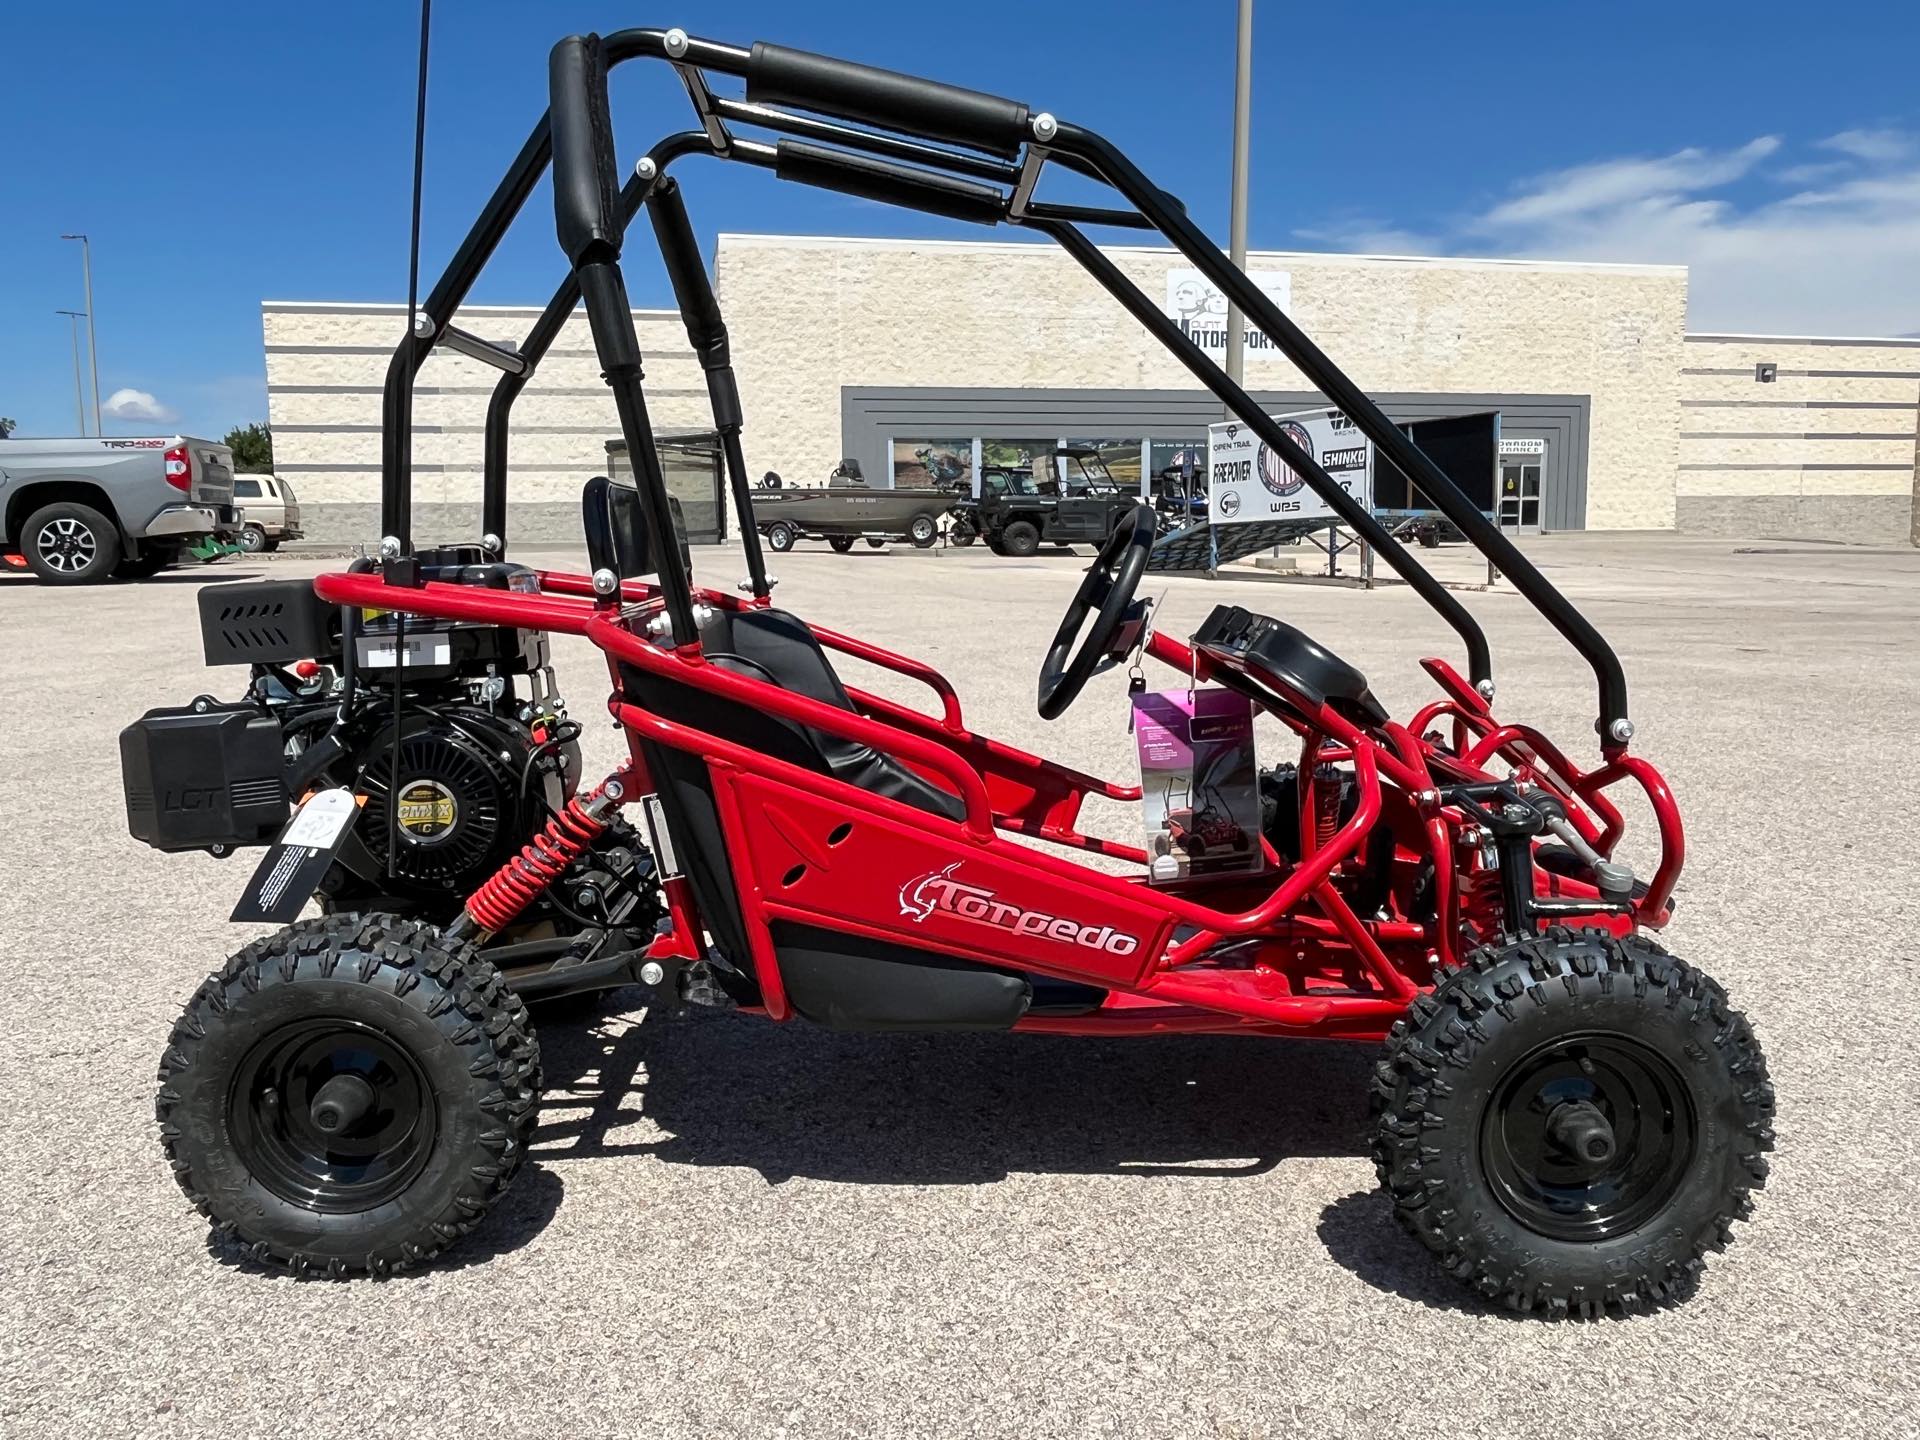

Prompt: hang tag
[1125,669,1147,733]
[1131,687,1262,883]
[231,788,364,925]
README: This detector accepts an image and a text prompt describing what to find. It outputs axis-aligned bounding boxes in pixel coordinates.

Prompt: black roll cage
[373,25,1631,736]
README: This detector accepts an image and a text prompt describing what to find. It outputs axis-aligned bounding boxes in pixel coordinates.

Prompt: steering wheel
[1037,503,1158,720]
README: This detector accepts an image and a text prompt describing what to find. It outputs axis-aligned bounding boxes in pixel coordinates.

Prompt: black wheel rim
[1479,1033,1696,1242]
[229,1019,438,1213]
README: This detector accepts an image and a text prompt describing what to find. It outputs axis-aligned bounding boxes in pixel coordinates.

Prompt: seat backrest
[581,474,692,581]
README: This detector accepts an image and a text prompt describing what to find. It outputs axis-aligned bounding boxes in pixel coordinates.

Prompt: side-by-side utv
[126,26,1770,1316]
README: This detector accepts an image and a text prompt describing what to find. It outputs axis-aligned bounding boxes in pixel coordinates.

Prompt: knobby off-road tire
[1000,520,1041,558]
[1370,929,1772,1318]
[156,913,540,1277]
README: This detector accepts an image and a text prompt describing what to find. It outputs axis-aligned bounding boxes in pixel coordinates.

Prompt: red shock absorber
[1313,763,1343,849]
[458,769,628,939]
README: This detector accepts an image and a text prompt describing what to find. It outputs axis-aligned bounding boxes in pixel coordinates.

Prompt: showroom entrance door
[1497,441,1546,532]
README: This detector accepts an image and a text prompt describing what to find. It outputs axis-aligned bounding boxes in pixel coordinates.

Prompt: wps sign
[1207,407,1373,526]
[1165,268,1292,361]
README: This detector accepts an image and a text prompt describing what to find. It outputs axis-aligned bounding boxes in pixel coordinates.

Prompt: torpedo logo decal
[898,863,1140,956]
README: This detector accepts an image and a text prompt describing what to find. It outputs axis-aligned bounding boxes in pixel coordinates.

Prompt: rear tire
[21,500,120,584]
[238,523,269,553]
[827,536,856,554]
[263,535,282,552]
[156,913,540,1277]
[114,548,177,579]
[908,515,938,548]
[865,537,886,549]
[1000,520,1041,558]
[1370,930,1772,1318]
[765,522,796,553]
[950,526,976,547]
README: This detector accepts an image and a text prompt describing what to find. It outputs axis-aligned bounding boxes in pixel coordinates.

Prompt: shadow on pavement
[529,1000,1373,1186]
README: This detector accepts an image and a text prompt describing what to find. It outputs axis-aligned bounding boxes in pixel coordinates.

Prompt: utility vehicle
[951,446,1141,554]
[131,26,1770,1315]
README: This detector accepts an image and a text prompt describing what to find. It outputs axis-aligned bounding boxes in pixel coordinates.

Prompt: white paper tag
[281,787,359,849]
[356,633,453,669]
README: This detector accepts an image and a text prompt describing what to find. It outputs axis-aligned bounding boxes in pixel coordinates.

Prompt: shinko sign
[1207,407,1374,526]
[1164,268,1292,362]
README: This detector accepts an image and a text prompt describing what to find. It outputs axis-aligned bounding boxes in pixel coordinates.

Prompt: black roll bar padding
[1033,219,1495,691]
[1049,121,1631,731]
[711,96,1021,185]
[548,34,625,267]
[645,175,771,598]
[772,140,1006,227]
[482,132,715,551]
[745,41,1030,159]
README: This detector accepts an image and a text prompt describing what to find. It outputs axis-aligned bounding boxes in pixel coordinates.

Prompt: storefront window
[892,439,973,489]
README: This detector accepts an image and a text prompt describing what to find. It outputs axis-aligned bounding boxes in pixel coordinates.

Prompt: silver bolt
[411,311,434,339]
[635,156,658,180]
[1609,718,1636,743]
[379,535,403,559]
[639,961,665,986]
[1503,803,1533,823]
[591,567,619,595]
[481,532,503,553]
[1475,677,1497,701]
[662,27,689,58]
[603,778,624,801]
[1031,112,1058,142]
[1417,788,1438,806]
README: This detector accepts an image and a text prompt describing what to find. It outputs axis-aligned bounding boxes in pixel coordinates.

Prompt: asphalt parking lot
[2,531,1917,1438]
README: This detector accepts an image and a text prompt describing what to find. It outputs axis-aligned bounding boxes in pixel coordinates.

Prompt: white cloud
[102,388,176,423]
[1296,131,1920,335]
[1817,128,1912,163]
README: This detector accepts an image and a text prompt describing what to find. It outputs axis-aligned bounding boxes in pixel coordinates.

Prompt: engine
[118,562,661,942]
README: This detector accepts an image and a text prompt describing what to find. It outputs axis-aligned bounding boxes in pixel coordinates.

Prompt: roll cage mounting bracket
[373,25,1633,742]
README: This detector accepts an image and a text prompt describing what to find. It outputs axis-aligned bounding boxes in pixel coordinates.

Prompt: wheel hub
[37,518,96,572]
[1479,1034,1696,1242]
[229,1019,438,1213]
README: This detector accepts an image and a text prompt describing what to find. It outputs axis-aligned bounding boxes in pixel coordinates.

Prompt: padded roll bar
[773,141,1007,226]
[745,41,1030,158]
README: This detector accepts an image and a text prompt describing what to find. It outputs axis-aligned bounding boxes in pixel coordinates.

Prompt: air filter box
[120,702,289,852]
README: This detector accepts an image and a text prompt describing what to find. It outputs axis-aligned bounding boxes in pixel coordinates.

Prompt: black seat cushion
[704,609,966,822]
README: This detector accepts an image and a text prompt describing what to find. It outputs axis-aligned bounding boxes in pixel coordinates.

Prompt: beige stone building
[264,234,1918,545]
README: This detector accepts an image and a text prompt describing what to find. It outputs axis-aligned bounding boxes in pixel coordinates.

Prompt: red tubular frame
[312,567,1685,1040]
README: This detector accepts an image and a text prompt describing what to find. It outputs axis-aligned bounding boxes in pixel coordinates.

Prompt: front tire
[1000,520,1041,558]
[908,515,938,548]
[22,500,121,584]
[156,914,540,1276]
[238,523,269,553]
[827,535,856,554]
[764,522,796,553]
[1370,931,1773,1318]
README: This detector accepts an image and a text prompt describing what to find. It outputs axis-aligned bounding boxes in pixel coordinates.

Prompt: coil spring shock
[459,770,627,938]
[1312,763,1343,849]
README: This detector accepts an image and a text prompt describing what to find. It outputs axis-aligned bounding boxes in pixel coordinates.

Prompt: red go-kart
[144,27,1771,1316]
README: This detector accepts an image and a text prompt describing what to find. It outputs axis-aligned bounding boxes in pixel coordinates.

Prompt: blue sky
[4,0,1917,440]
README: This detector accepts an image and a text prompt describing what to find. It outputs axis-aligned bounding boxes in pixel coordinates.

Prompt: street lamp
[60,234,103,436]
[1223,0,1253,388]
[54,310,89,435]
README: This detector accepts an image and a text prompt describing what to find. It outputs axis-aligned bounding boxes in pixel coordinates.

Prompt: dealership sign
[1164,268,1292,362]
[1206,407,1373,526]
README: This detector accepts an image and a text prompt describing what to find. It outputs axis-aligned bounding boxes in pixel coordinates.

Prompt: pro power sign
[1207,407,1373,525]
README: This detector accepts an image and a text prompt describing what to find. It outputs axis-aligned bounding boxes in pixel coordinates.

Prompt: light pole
[1223,0,1254,387]
[55,310,89,434]
[60,234,103,436]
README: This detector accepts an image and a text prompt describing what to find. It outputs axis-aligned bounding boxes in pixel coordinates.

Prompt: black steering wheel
[1037,503,1158,720]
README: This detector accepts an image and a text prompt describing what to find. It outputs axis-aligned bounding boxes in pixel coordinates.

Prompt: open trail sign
[1207,407,1373,526]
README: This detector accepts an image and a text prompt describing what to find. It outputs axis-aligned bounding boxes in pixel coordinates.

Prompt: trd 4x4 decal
[898,863,1140,957]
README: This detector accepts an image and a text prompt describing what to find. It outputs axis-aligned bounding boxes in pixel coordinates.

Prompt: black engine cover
[120,702,289,852]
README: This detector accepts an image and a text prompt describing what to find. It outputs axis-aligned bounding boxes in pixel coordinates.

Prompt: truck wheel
[908,515,938,548]
[1000,520,1041,558]
[765,522,797,553]
[237,523,269,553]
[21,500,121,584]
[156,913,540,1276]
[1370,930,1773,1318]
[827,536,856,553]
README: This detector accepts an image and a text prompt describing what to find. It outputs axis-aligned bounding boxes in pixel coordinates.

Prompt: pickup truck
[0,435,241,583]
